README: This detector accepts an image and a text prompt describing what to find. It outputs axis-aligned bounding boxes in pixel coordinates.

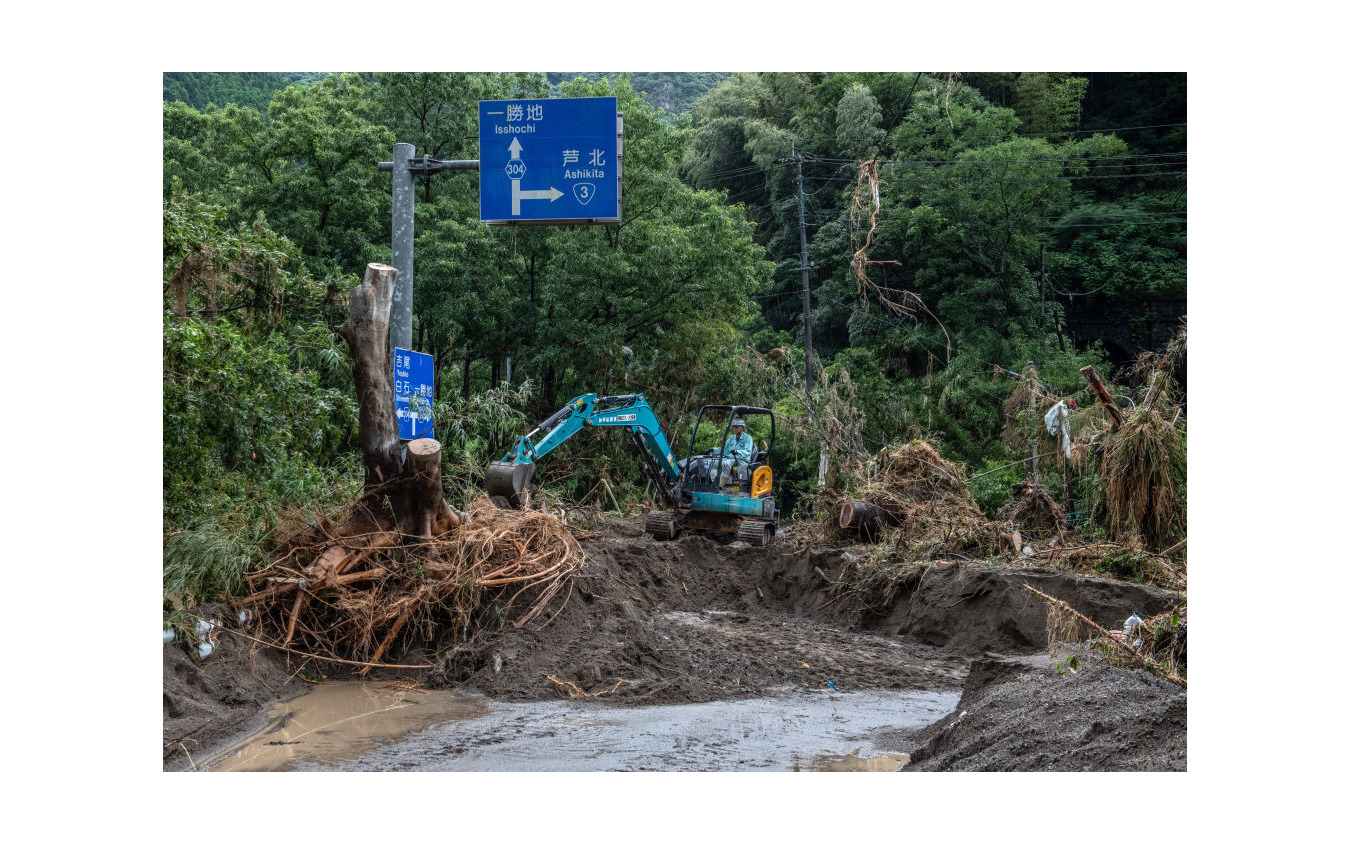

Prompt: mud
[905,658,1187,771]
[162,631,309,770]
[164,514,1186,771]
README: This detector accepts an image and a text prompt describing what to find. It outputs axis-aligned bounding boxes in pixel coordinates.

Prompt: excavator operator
[721,418,754,462]
[712,417,755,488]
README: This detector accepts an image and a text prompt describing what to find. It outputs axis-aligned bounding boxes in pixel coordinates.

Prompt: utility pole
[389,142,416,363]
[1026,361,1040,485]
[376,147,479,367]
[793,142,814,396]
[778,143,827,487]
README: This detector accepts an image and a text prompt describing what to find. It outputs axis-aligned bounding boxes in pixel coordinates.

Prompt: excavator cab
[680,405,774,496]
[647,405,777,545]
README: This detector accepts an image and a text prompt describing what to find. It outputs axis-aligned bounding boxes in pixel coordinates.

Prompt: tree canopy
[163,71,1186,582]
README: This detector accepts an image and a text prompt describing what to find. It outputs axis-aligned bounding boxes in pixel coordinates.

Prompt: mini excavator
[485,393,778,545]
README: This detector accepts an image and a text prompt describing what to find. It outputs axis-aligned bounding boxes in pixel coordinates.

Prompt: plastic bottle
[1123,610,1144,649]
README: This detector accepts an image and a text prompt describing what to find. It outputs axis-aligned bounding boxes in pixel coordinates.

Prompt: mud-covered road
[165,515,1186,771]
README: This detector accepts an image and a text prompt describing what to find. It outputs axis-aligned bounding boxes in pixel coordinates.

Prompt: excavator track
[644,511,681,540]
[736,519,772,547]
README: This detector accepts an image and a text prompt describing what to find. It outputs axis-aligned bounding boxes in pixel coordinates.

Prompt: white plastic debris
[193,617,222,660]
[1043,401,1071,459]
[1022,545,1035,557]
[238,610,254,626]
[1123,611,1142,636]
[163,628,177,645]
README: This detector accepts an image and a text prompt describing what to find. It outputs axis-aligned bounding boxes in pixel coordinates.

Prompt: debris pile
[995,482,1068,542]
[826,440,997,557]
[1075,324,1187,551]
[233,497,584,672]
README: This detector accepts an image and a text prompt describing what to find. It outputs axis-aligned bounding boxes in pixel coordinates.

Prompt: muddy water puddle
[203,682,488,772]
[220,684,957,772]
[801,751,911,772]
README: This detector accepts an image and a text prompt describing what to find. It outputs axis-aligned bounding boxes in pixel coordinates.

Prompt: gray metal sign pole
[377,148,480,367]
[389,142,416,363]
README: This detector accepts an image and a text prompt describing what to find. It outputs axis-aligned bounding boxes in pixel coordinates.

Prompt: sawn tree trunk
[334,263,462,538]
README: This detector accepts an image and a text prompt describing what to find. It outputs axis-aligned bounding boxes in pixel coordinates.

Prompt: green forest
[162,71,1185,604]
[165,72,725,119]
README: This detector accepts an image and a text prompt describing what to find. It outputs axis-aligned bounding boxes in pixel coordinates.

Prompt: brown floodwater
[203,681,488,772]
[799,750,911,771]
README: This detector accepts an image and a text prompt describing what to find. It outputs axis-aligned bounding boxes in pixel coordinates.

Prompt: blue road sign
[479,97,620,225]
[393,348,435,440]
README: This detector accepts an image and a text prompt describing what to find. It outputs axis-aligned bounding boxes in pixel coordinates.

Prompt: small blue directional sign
[479,97,620,225]
[393,348,435,440]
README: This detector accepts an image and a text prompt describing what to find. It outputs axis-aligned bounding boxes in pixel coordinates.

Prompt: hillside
[547,72,727,115]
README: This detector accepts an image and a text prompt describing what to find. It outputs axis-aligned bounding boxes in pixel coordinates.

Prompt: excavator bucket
[486,461,536,509]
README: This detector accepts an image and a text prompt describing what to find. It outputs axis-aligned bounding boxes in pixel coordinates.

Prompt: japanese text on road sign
[479,97,620,225]
[394,348,434,440]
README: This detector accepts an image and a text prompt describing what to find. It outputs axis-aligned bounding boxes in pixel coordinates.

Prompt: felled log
[839,499,891,541]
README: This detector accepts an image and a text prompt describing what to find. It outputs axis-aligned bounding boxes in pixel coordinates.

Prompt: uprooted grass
[1076,325,1187,551]
[1020,540,1185,590]
[236,497,585,670]
[1097,400,1185,550]
[834,556,936,613]
[819,440,1000,558]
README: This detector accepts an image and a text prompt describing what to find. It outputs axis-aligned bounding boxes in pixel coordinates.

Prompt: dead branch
[212,625,436,670]
[547,674,628,699]
[1022,584,1185,687]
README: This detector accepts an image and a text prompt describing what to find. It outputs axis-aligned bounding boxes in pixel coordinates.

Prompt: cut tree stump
[331,263,466,539]
[243,263,480,670]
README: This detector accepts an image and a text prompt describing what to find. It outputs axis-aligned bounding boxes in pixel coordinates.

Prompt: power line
[1019,121,1187,138]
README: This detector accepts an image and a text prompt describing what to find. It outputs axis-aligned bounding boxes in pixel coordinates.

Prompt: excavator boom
[486,393,680,507]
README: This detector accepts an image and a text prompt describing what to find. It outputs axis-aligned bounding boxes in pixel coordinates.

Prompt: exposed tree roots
[232,496,584,673]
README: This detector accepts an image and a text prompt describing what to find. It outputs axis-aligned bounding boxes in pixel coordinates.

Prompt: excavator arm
[486,393,682,507]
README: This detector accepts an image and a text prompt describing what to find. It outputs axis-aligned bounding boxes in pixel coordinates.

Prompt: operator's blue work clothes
[720,431,754,462]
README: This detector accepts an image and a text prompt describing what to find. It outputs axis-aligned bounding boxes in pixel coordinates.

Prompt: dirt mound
[430,519,1182,702]
[764,549,1179,655]
[906,659,1187,771]
[426,522,969,703]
